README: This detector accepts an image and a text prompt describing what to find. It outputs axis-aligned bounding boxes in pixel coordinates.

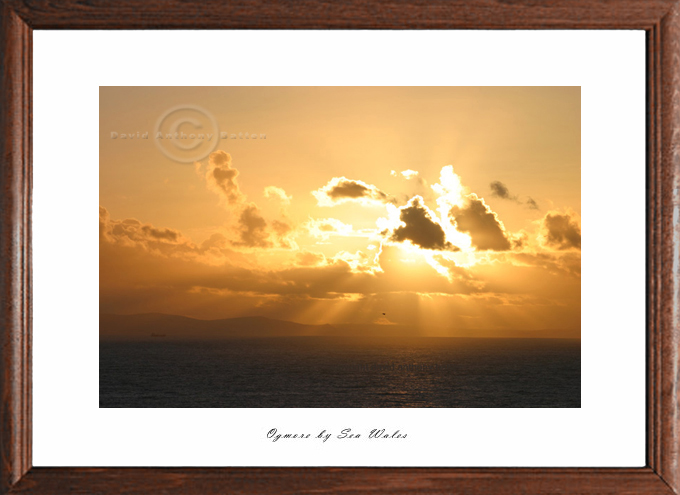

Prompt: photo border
[1,1,679,493]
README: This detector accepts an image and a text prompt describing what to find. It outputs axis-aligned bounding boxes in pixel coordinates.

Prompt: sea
[99,337,580,408]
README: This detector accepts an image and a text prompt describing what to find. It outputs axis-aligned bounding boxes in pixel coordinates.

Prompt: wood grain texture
[658,1,680,490]
[0,1,31,493]
[649,18,664,480]
[5,468,676,495]
[1,0,677,29]
[1,0,680,494]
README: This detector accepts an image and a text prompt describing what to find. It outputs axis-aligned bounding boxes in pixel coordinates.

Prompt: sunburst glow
[100,86,580,338]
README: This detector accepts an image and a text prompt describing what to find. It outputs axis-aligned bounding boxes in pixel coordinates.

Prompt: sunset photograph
[99,86,580,408]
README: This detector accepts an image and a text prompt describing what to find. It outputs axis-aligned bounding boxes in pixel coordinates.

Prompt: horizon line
[100,311,581,339]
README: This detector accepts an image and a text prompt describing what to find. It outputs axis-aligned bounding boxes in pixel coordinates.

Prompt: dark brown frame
[1,1,678,493]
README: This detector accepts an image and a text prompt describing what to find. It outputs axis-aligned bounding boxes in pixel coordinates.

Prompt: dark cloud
[329,181,374,199]
[490,181,539,211]
[231,206,294,250]
[450,195,512,251]
[205,151,244,205]
[389,197,458,251]
[313,177,390,206]
[233,204,272,248]
[100,206,185,247]
[490,181,515,200]
[141,225,181,243]
[543,212,581,250]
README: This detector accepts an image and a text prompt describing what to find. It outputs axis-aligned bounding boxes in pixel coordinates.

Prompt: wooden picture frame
[1,1,678,493]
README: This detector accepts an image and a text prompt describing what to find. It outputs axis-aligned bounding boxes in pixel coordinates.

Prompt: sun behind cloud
[100,86,580,337]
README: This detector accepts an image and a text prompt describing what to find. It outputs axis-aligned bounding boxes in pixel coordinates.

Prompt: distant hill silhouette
[99,313,337,340]
[100,313,579,340]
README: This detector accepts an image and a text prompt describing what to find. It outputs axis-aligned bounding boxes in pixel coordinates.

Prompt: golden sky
[100,87,580,337]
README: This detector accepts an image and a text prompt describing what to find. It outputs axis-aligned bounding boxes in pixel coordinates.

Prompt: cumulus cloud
[264,186,292,205]
[233,203,272,248]
[386,196,458,251]
[312,177,390,206]
[449,194,512,251]
[526,197,539,210]
[100,206,187,248]
[204,151,244,205]
[542,212,581,250]
[432,165,466,213]
[230,205,295,250]
[99,206,249,266]
[194,151,297,250]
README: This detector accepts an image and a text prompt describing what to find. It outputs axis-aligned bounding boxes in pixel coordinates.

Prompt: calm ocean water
[99,337,580,408]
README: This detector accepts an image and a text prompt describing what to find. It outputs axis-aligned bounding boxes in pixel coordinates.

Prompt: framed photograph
[99,85,582,412]
[2,1,679,494]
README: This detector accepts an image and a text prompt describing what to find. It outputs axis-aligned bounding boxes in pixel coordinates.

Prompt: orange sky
[100,87,580,337]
